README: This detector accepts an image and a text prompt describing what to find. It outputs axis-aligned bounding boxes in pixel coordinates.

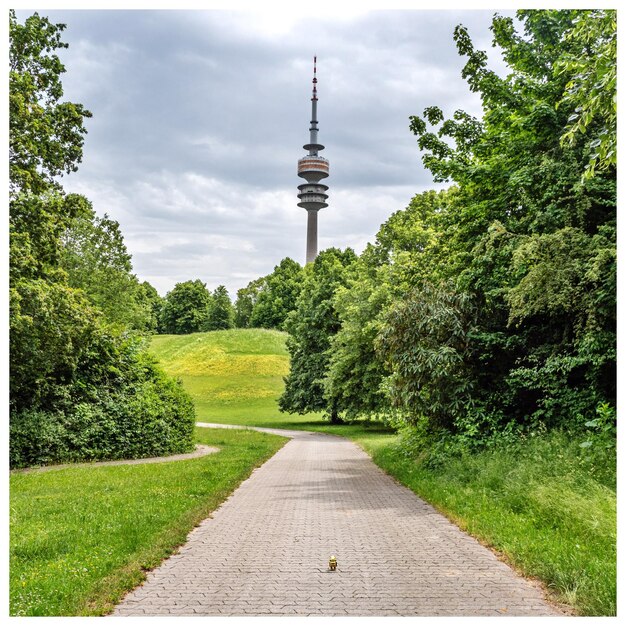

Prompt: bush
[9,353,195,469]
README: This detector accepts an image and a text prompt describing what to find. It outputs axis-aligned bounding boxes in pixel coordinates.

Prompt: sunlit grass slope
[150,329,315,427]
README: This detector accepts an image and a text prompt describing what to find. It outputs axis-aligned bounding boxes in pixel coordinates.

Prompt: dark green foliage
[206,285,235,330]
[250,257,304,330]
[9,10,195,466]
[234,277,265,328]
[10,279,103,412]
[160,279,211,334]
[377,282,476,430]
[309,10,616,446]
[234,258,304,330]
[279,248,357,422]
[10,347,195,469]
[10,183,89,284]
[401,9,616,433]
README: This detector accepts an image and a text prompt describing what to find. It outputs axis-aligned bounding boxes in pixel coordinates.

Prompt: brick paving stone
[112,425,565,617]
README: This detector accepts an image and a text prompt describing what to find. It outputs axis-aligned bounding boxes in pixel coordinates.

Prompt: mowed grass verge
[149,328,616,616]
[10,427,287,616]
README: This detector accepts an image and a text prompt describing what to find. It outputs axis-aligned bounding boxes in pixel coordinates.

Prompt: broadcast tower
[297,56,329,264]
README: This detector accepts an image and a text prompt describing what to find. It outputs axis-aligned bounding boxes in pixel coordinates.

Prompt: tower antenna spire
[297,55,329,264]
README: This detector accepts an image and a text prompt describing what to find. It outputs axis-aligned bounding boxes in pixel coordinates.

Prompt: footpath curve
[13,444,219,474]
[113,423,565,616]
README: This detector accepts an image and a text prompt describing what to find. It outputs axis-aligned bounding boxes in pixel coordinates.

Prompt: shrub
[9,351,195,469]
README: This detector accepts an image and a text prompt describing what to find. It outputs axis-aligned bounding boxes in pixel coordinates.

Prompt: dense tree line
[279,248,357,423]
[10,9,615,466]
[277,10,616,452]
[9,11,194,468]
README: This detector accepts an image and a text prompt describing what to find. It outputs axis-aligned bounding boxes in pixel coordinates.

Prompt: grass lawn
[150,329,295,426]
[10,427,287,616]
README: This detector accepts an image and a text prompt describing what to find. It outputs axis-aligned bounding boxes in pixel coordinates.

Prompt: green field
[10,426,286,615]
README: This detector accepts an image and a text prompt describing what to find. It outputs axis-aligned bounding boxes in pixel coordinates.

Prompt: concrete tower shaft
[297,56,329,264]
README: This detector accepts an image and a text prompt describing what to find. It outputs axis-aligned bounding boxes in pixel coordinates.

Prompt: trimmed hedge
[10,352,195,469]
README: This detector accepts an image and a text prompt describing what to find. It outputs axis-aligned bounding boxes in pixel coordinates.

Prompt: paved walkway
[113,425,563,616]
[13,444,219,474]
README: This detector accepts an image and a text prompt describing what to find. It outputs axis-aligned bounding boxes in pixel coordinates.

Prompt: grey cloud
[20,9,512,296]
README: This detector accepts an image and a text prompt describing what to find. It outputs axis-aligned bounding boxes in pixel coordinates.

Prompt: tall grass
[360,431,616,616]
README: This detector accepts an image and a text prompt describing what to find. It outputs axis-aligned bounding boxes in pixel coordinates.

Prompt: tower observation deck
[297,56,329,264]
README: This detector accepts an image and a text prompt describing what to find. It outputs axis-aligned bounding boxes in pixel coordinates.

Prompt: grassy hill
[149,328,317,427]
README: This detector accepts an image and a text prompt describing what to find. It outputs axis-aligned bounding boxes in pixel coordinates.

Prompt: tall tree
[206,285,235,330]
[234,277,266,328]
[9,11,195,467]
[325,189,454,421]
[59,200,155,331]
[10,11,99,410]
[377,281,476,430]
[279,248,356,423]
[160,280,211,334]
[402,9,616,431]
[9,10,91,197]
[137,281,163,333]
[250,258,304,330]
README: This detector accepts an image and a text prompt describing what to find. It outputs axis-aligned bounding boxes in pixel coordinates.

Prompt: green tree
[9,11,100,411]
[250,258,304,330]
[10,333,195,469]
[557,10,617,177]
[324,189,455,421]
[9,10,91,196]
[234,277,266,328]
[206,285,235,330]
[405,9,616,431]
[10,279,103,412]
[324,254,391,421]
[137,281,163,333]
[59,200,154,331]
[377,281,476,430]
[279,248,357,423]
[160,280,211,334]
[9,10,195,468]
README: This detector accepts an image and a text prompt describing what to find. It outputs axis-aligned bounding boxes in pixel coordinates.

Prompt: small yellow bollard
[328,555,337,571]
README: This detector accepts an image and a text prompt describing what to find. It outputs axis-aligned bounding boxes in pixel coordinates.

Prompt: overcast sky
[15,7,515,298]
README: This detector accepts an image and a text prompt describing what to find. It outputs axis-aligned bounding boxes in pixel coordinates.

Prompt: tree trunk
[329,406,343,424]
